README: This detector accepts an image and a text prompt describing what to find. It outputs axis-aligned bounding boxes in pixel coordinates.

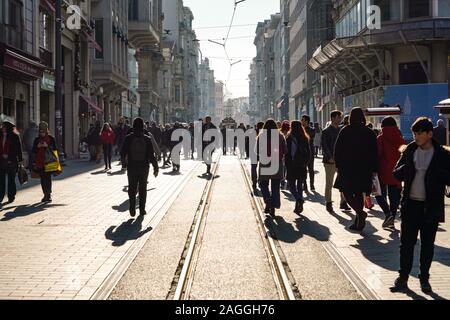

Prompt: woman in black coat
[334,107,377,231]
[286,120,311,214]
[0,121,23,205]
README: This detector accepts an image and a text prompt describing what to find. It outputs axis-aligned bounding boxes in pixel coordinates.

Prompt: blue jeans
[251,164,258,186]
[375,184,401,218]
[260,179,281,209]
[288,179,304,202]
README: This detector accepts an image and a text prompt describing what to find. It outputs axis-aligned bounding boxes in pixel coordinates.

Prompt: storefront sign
[41,72,55,92]
[3,54,43,79]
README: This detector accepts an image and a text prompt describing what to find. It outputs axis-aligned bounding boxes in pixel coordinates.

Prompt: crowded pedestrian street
[0,153,448,300]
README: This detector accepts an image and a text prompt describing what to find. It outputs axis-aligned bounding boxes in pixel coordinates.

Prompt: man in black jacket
[121,118,159,217]
[202,116,217,175]
[390,117,450,294]
[321,110,342,213]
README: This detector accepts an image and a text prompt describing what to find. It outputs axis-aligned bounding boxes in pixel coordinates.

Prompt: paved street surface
[0,155,449,300]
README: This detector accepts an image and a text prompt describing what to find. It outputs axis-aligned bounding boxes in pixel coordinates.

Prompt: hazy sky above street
[183,0,280,99]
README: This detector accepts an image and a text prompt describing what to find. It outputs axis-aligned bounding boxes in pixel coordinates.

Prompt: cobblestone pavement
[0,158,200,300]
[245,157,450,300]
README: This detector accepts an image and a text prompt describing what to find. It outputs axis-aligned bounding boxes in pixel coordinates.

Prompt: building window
[39,10,52,50]
[95,19,104,59]
[406,0,430,19]
[399,62,428,84]
[438,0,450,17]
[4,0,24,49]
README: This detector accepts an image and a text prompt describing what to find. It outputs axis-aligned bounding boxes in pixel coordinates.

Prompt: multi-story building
[214,81,224,124]
[248,61,258,124]
[308,0,450,139]
[253,20,269,120]
[199,58,215,119]
[91,0,129,127]
[1,0,45,140]
[128,0,163,123]
[159,40,176,124]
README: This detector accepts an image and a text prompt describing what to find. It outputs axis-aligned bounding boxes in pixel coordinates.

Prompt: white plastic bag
[371,174,382,196]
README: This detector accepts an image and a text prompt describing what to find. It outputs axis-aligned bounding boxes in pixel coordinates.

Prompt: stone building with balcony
[128,0,163,123]
[308,0,450,139]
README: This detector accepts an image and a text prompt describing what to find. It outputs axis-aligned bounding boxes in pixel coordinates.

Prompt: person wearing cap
[31,122,58,203]
[0,120,23,205]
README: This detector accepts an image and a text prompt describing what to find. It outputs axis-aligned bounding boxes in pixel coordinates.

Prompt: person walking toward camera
[0,121,23,206]
[390,117,450,294]
[31,122,58,203]
[121,118,159,217]
[334,107,377,231]
[100,123,115,171]
[301,115,316,191]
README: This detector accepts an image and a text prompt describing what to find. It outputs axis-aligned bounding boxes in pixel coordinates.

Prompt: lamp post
[55,0,63,157]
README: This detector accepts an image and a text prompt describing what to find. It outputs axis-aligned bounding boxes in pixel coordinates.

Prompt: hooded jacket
[377,126,405,187]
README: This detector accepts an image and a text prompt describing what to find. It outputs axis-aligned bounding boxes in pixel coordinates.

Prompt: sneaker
[130,207,136,217]
[419,277,432,294]
[340,202,351,211]
[390,276,409,293]
[382,215,395,229]
[41,195,52,203]
[7,197,15,204]
[326,202,334,213]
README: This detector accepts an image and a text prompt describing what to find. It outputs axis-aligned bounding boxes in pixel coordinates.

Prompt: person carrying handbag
[31,122,59,203]
[0,120,23,206]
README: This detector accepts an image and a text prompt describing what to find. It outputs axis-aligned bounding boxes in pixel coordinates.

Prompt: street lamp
[55,0,63,158]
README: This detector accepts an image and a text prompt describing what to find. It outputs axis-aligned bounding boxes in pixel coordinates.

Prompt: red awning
[0,47,46,80]
[80,94,103,114]
[40,0,55,13]
[82,31,103,53]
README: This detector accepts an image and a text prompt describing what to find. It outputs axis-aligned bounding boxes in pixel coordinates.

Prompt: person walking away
[321,110,343,213]
[313,123,322,157]
[0,121,23,206]
[188,123,195,159]
[91,121,102,164]
[202,116,217,175]
[149,122,163,159]
[31,122,58,203]
[376,117,405,229]
[245,125,251,159]
[161,124,172,166]
[23,121,38,170]
[390,117,450,294]
[286,120,311,214]
[86,124,96,161]
[301,115,316,191]
[120,118,159,217]
[257,119,287,217]
[100,123,115,171]
[364,122,379,210]
[220,124,227,155]
[334,107,377,231]
[280,120,290,189]
[433,119,446,146]
[252,122,264,190]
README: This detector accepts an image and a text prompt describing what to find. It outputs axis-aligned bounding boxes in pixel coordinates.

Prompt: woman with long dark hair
[100,122,115,171]
[286,121,311,214]
[32,122,58,203]
[0,121,23,205]
[256,119,287,217]
[334,107,377,231]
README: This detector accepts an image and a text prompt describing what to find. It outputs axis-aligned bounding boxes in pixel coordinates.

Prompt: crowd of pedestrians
[0,108,449,296]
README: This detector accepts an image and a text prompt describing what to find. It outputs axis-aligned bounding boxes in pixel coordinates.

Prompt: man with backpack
[120,118,159,217]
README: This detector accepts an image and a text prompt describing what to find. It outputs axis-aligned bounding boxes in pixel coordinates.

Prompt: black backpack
[130,135,147,162]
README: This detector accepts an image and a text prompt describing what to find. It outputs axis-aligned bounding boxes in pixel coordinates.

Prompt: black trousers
[305,152,315,187]
[399,199,439,280]
[0,167,17,202]
[127,167,149,210]
[40,171,52,196]
[103,144,112,168]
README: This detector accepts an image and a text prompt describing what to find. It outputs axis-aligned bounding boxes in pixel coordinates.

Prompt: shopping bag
[44,148,58,164]
[44,149,62,174]
[17,164,28,185]
[371,174,382,196]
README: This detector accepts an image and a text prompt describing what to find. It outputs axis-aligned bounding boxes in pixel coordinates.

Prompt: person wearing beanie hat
[32,122,58,203]
[0,120,23,205]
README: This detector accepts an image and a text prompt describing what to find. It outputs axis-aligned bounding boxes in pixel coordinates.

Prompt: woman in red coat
[100,123,115,171]
[376,117,405,229]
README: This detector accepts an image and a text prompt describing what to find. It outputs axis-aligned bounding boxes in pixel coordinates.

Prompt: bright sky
[183,0,280,99]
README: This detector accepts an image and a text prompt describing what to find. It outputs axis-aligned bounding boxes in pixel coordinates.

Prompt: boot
[419,275,432,294]
[390,276,409,293]
[295,200,304,215]
[340,201,351,211]
[129,198,136,217]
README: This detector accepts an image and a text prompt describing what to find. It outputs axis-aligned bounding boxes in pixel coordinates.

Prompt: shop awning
[82,31,103,53]
[0,45,46,80]
[80,94,103,114]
